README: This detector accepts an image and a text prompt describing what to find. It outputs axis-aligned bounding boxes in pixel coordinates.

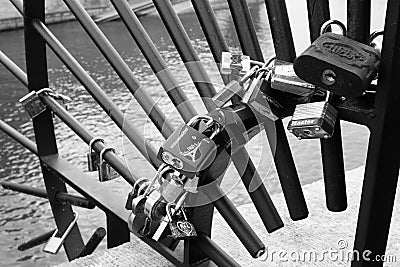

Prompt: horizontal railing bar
[41,154,184,266]
[79,227,106,257]
[204,183,265,258]
[17,229,54,251]
[1,181,95,209]
[31,19,161,168]
[62,0,174,138]
[195,234,241,267]
[0,50,28,86]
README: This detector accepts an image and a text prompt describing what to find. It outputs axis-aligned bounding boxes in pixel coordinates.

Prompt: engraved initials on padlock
[87,137,104,172]
[98,147,119,182]
[167,204,196,240]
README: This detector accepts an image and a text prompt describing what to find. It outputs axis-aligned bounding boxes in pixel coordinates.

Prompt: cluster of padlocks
[123,19,383,241]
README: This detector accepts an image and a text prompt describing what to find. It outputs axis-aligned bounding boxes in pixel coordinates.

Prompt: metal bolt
[321,69,336,85]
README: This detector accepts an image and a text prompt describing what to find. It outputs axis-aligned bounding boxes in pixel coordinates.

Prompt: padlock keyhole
[321,69,336,85]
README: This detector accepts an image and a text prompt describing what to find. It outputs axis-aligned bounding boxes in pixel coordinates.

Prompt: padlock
[125,178,149,210]
[37,88,72,111]
[86,137,104,171]
[167,204,197,240]
[212,66,259,108]
[159,170,185,203]
[43,213,78,254]
[152,192,191,241]
[144,189,167,221]
[220,51,251,75]
[242,66,280,122]
[19,91,47,118]
[271,59,315,97]
[98,147,119,182]
[158,116,218,175]
[287,91,337,140]
[294,19,380,99]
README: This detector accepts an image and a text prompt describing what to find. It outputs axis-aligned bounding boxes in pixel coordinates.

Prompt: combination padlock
[98,147,119,182]
[294,20,380,99]
[158,116,219,176]
[220,51,251,76]
[87,137,104,171]
[271,59,315,97]
[19,91,47,118]
[287,91,337,140]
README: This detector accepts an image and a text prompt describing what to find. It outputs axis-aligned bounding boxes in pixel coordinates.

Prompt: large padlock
[98,147,119,182]
[158,116,218,175]
[294,20,380,99]
[271,59,315,97]
[287,92,337,140]
[220,51,251,76]
[19,91,47,118]
[167,204,197,240]
[87,137,104,172]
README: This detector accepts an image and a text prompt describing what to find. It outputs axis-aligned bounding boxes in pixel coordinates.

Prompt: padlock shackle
[320,19,347,36]
[99,147,115,163]
[36,87,54,96]
[88,137,104,154]
[188,115,213,127]
[370,30,384,47]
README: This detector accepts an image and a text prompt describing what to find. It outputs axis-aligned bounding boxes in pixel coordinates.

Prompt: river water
[0,1,386,266]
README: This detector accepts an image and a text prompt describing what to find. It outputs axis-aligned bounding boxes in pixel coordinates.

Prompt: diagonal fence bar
[152,0,283,234]
[32,19,161,168]
[306,0,347,212]
[62,0,174,138]
[0,50,27,86]
[228,0,308,220]
[107,0,197,123]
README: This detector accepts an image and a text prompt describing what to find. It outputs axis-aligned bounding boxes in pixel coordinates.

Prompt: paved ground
[58,166,400,266]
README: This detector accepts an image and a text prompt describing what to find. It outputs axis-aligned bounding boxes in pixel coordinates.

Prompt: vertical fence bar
[352,0,400,266]
[106,213,129,248]
[230,0,308,220]
[153,0,283,233]
[62,0,174,138]
[23,0,84,260]
[347,0,371,43]
[306,0,347,212]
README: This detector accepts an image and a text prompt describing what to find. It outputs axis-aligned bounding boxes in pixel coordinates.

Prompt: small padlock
[242,66,280,122]
[294,20,380,99]
[125,178,149,210]
[167,204,197,240]
[220,51,251,75]
[19,91,47,118]
[98,147,119,182]
[144,189,167,221]
[87,137,104,172]
[287,91,337,140]
[159,170,185,203]
[271,59,315,97]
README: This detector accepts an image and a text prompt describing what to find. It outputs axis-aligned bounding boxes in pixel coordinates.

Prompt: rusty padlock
[294,20,380,99]
[287,91,337,140]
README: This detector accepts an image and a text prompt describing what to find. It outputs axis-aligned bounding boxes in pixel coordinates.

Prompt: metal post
[347,0,371,43]
[106,213,130,248]
[23,0,84,259]
[352,0,400,265]
[17,230,55,251]
[62,0,174,138]
[32,19,161,168]
[107,0,197,123]
[230,0,308,220]
[306,0,347,212]
[79,228,106,257]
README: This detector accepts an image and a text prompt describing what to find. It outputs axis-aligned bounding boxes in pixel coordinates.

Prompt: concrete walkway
[59,166,400,266]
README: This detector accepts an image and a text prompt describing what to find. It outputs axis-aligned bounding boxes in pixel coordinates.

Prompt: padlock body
[19,91,47,118]
[160,178,184,203]
[271,60,315,97]
[99,162,119,182]
[287,101,337,139]
[294,33,380,99]
[158,124,217,174]
[220,51,250,75]
[169,219,197,240]
[87,151,100,171]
